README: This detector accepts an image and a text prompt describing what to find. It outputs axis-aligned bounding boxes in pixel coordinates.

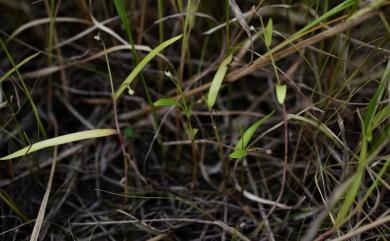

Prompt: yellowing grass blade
[114,34,182,100]
[287,114,343,146]
[0,129,116,160]
[207,53,233,109]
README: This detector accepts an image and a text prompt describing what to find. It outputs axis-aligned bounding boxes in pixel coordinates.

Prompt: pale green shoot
[207,53,233,109]
[264,18,273,48]
[153,98,180,108]
[276,84,287,104]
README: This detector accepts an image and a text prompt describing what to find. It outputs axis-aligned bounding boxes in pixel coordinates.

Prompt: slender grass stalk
[0,129,116,160]
[0,39,47,139]
[113,0,156,124]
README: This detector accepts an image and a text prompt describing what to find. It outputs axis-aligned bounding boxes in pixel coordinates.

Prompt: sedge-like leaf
[364,59,390,141]
[115,34,182,100]
[207,53,233,109]
[0,129,116,160]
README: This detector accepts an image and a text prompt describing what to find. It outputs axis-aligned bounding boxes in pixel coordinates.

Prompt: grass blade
[0,52,40,84]
[287,114,343,146]
[335,59,390,226]
[364,59,390,141]
[114,34,182,100]
[0,189,29,221]
[0,129,116,160]
[113,0,132,42]
[207,53,233,109]
[372,105,390,130]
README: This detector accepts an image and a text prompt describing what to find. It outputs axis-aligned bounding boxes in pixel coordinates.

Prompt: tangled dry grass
[0,1,389,240]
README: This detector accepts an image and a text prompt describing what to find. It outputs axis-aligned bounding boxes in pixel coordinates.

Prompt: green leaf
[114,34,182,100]
[0,129,116,160]
[276,84,286,104]
[364,59,390,142]
[207,53,233,109]
[153,98,180,107]
[191,128,198,139]
[264,18,273,48]
[229,149,248,159]
[234,112,274,150]
[113,0,132,41]
[372,105,390,130]
[124,126,134,141]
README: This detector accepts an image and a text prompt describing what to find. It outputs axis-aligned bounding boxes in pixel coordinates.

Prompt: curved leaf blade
[0,129,116,160]
[207,53,233,109]
[0,52,40,84]
[287,114,343,146]
[114,34,182,100]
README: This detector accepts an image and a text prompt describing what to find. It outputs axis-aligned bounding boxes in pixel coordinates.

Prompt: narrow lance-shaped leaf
[207,53,233,109]
[114,34,183,100]
[0,129,117,160]
[153,98,180,107]
[264,18,273,48]
[234,112,274,151]
[276,84,287,104]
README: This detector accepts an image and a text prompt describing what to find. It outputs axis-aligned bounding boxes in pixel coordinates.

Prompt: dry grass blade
[329,215,390,241]
[229,0,250,33]
[1,1,389,240]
